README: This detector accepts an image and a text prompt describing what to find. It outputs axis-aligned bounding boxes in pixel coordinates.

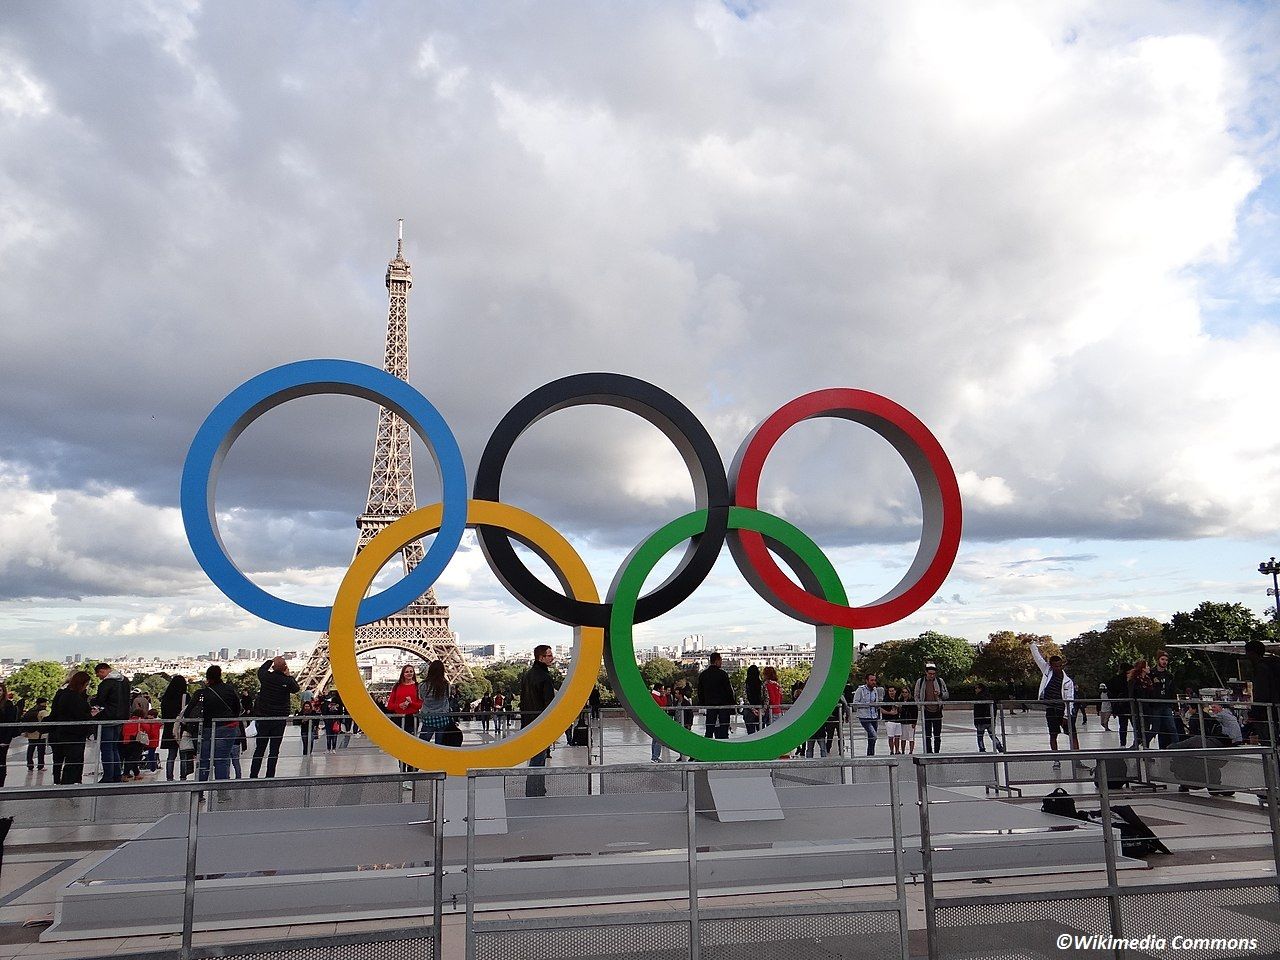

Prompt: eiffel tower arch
[297,223,470,695]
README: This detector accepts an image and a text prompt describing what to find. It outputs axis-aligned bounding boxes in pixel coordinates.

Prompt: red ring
[729,389,962,629]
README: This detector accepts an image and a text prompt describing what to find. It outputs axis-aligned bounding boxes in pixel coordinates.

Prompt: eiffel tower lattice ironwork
[297,222,469,694]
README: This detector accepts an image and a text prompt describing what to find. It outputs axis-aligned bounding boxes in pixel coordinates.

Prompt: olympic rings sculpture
[181,359,962,774]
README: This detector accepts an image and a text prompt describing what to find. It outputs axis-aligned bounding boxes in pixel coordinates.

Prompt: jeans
[300,725,314,755]
[526,746,550,797]
[742,708,761,735]
[923,715,943,753]
[975,722,1003,752]
[99,723,123,782]
[230,739,242,779]
[26,741,46,768]
[651,737,663,761]
[250,718,287,778]
[166,744,193,780]
[1143,705,1177,750]
[198,724,236,782]
[1117,713,1130,747]
[704,708,731,740]
[859,718,879,755]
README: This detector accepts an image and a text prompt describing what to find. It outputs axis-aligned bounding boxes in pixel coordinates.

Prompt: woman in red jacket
[387,665,422,776]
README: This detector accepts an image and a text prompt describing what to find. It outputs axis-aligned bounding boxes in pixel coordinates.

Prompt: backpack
[20,707,42,736]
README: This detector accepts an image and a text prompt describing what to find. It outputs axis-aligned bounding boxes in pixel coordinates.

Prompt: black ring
[473,373,730,628]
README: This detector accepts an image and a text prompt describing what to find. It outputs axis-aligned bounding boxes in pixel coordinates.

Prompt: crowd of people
[2,640,1277,790]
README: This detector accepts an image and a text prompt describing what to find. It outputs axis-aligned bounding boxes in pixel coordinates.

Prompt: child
[973,683,1005,753]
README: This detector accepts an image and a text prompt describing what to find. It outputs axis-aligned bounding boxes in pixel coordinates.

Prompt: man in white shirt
[1023,638,1079,760]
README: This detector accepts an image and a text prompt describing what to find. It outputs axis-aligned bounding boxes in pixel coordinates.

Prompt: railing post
[181,784,201,960]
[432,775,445,960]
[1262,744,1280,882]
[887,760,910,960]
[684,768,701,960]
[465,773,476,960]
[914,758,938,960]
[1095,763,1126,960]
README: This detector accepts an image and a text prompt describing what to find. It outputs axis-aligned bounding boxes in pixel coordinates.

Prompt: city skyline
[1,4,1279,664]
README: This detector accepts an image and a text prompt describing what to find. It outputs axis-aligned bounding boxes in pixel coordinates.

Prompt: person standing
[90,663,130,783]
[320,694,344,752]
[881,686,902,754]
[762,666,783,726]
[22,698,49,771]
[1025,639,1077,763]
[249,657,300,778]
[159,675,193,781]
[742,665,764,735]
[851,674,883,755]
[649,684,668,762]
[696,652,735,740]
[195,665,241,782]
[296,700,319,756]
[0,684,16,787]
[49,672,93,785]
[898,688,919,755]
[388,664,423,774]
[972,682,1004,753]
[519,645,558,797]
[671,682,694,760]
[1099,683,1112,731]
[417,659,454,746]
[1145,650,1178,749]
[1107,663,1133,746]
[913,664,948,754]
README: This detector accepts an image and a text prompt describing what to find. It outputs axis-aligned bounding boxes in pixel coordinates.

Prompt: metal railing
[1,740,1278,959]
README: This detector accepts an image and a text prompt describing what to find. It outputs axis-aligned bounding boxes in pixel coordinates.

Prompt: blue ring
[179,359,467,632]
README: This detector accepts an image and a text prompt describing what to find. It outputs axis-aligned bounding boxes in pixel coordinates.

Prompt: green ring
[607,506,854,761]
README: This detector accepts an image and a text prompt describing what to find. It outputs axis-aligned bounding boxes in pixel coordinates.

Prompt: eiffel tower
[297,222,469,694]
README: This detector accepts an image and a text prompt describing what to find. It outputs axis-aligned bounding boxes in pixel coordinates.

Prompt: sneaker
[1052,760,1061,769]
[401,781,413,791]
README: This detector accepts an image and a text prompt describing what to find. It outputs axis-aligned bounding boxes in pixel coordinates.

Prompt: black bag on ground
[439,726,464,748]
[1041,787,1078,819]
[1110,804,1170,856]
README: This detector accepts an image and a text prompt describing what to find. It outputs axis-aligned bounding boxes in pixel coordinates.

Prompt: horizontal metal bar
[934,874,1279,910]
[473,909,689,933]
[467,756,902,778]
[0,769,445,801]
[916,746,1273,765]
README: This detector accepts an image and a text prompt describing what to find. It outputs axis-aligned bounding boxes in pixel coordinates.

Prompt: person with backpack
[22,698,49,771]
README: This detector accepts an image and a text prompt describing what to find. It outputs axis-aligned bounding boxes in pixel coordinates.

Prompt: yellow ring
[328,499,604,776]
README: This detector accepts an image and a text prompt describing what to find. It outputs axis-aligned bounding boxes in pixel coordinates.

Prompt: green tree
[131,672,174,701]
[1060,617,1160,695]
[860,632,976,687]
[639,658,680,690]
[972,632,1048,691]
[3,661,70,703]
[482,661,526,698]
[454,668,491,705]
[1162,602,1266,691]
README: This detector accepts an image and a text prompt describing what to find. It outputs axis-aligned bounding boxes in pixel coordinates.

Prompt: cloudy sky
[1,1,1278,664]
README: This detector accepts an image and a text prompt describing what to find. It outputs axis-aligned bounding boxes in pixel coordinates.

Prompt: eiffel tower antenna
[298,223,470,693]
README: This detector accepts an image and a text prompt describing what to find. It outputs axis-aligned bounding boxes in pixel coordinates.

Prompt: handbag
[135,729,151,747]
[244,721,257,738]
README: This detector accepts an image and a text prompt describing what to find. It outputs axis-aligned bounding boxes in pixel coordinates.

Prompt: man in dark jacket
[1144,650,1178,749]
[195,665,241,782]
[696,652,735,740]
[1107,664,1133,747]
[91,663,130,783]
[250,657,300,779]
[519,645,558,797]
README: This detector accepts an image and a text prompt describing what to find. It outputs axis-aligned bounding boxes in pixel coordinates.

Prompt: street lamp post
[1261,557,1280,620]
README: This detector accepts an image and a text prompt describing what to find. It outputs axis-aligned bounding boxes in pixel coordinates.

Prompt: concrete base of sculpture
[695,768,784,821]
[43,777,1142,941]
